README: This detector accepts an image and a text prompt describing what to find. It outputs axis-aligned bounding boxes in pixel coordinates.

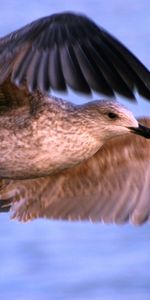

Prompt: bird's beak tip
[129,123,150,139]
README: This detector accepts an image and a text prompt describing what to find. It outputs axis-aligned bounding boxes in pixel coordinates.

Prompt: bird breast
[0,108,100,179]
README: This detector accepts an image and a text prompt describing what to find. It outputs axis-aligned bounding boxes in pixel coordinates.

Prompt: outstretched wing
[1,118,150,225]
[0,12,150,100]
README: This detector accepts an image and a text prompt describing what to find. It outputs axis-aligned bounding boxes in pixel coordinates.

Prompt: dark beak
[129,124,150,139]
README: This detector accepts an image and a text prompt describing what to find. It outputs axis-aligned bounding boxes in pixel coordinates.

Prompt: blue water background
[0,1,150,299]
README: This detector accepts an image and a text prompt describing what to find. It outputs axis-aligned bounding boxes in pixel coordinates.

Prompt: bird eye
[107,112,118,120]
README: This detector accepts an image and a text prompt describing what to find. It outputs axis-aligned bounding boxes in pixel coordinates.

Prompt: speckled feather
[1,118,150,224]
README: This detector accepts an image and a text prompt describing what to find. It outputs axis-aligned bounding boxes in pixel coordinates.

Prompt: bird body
[1,118,150,224]
[0,93,92,179]
[0,93,139,179]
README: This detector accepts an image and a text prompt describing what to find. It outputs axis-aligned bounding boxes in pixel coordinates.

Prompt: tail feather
[0,199,12,212]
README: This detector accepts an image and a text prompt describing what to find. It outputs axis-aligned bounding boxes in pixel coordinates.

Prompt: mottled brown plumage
[0,92,144,179]
[1,118,150,224]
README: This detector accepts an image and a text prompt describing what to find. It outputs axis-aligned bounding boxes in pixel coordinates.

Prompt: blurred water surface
[0,1,150,300]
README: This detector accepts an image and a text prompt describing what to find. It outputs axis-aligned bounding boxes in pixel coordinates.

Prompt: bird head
[83,100,150,144]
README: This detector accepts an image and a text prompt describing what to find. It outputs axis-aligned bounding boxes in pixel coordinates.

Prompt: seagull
[0,12,150,223]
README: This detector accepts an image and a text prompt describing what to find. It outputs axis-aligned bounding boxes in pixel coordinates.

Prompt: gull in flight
[0,12,150,224]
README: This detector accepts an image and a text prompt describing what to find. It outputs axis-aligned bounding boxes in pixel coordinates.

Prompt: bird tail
[0,198,12,212]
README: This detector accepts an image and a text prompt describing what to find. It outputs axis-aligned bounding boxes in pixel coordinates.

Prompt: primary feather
[0,12,150,99]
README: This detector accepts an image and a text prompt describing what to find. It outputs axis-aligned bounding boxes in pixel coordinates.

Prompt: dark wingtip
[0,199,11,212]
